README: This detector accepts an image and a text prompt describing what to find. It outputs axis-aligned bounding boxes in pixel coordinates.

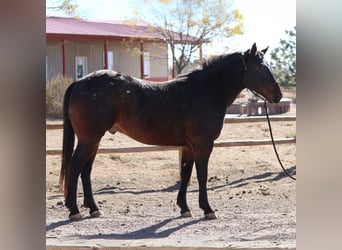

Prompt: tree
[47,0,78,15]
[138,0,244,77]
[270,27,296,87]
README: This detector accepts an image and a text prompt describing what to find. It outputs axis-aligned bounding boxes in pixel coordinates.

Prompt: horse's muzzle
[268,84,282,103]
[273,92,283,103]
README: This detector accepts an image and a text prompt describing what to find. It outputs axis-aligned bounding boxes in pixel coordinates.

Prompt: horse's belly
[110,122,186,146]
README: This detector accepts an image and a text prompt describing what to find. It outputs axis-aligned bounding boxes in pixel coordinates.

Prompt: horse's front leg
[193,142,217,219]
[177,146,194,217]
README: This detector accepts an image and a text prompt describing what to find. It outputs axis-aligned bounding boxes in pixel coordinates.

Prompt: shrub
[46,74,73,118]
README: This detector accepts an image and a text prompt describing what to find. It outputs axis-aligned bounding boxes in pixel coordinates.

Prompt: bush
[46,75,73,118]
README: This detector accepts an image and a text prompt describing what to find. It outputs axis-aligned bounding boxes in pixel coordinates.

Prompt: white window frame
[75,56,88,80]
[107,51,114,70]
[143,52,150,78]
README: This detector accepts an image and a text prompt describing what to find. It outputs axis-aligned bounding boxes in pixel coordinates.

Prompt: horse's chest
[186,118,223,139]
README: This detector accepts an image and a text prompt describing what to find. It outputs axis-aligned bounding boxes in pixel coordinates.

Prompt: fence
[46,115,296,167]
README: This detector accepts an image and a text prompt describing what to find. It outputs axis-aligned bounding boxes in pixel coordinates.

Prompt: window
[143,52,150,78]
[107,51,114,70]
[75,56,88,80]
[46,56,48,80]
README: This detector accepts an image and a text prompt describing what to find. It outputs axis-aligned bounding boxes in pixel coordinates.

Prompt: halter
[241,53,262,99]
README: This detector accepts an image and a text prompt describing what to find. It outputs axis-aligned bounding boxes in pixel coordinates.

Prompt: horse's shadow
[47,216,203,240]
[93,165,296,196]
[46,219,74,231]
[229,165,296,188]
[95,182,179,195]
[88,217,202,240]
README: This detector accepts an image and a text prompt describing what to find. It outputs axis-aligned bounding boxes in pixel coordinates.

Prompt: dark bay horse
[59,43,282,221]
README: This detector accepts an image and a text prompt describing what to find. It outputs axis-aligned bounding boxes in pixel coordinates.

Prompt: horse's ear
[261,46,269,55]
[250,43,257,55]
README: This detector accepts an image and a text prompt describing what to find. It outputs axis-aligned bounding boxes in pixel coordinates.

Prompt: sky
[46,0,296,57]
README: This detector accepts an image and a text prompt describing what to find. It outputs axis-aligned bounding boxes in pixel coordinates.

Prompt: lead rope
[262,97,296,180]
[250,90,296,180]
[242,54,296,180]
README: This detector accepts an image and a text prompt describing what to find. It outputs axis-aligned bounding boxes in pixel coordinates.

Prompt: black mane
[182,52,243,86]
[202,52,242,70]
[175,52,243,81]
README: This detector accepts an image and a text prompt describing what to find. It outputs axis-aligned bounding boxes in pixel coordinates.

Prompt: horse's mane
[202,52,242,71]
[182,52,242,81]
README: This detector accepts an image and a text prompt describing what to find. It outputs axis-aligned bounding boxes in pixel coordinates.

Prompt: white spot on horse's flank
[110,82,115,85]
[126,90,131,94]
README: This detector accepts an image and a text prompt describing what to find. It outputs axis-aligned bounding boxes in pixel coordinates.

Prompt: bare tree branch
[47,0,78,15]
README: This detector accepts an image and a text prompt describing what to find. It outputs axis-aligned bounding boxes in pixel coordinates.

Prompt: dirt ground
[46,99,296,249]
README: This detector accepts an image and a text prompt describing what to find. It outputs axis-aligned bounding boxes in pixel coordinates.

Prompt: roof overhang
[46,17,206,45]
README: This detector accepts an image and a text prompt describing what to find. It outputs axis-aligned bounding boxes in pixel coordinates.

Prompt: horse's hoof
[90,210,102,218]
[69,213,82,221]
[204,212,218,219]
[181,211,193,218]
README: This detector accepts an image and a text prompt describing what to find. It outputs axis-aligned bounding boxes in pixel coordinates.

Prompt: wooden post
[62,39,66,77]
[199,44,203,66]
[140,42,144,79]
[104,40,108,69]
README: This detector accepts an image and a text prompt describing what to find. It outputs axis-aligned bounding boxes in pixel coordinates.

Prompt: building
[46,17,171,81]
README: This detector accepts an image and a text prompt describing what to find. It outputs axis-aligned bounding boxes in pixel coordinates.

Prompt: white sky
[229,0,296,50]
[47,0,296,57]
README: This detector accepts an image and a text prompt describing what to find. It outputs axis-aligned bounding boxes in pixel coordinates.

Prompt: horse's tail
[59,82,76,199]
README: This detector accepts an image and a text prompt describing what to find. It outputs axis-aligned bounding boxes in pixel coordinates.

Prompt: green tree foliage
[270,27,296,87]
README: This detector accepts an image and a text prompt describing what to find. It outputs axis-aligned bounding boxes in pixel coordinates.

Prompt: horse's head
[242,43,282,103]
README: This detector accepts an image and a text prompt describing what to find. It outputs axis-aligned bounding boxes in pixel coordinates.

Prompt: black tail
[59,82,76,198]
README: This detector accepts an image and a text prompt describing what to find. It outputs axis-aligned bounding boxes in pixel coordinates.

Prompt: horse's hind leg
[177,146,194,217]
[81,142,101,218]
[65,141,99,220]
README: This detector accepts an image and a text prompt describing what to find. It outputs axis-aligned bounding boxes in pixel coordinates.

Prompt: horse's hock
[227,98,292,116]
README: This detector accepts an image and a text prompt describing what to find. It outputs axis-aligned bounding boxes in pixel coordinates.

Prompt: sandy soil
[46,100,296,249]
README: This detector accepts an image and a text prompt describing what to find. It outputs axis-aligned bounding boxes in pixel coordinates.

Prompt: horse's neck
[201,57,245,107]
